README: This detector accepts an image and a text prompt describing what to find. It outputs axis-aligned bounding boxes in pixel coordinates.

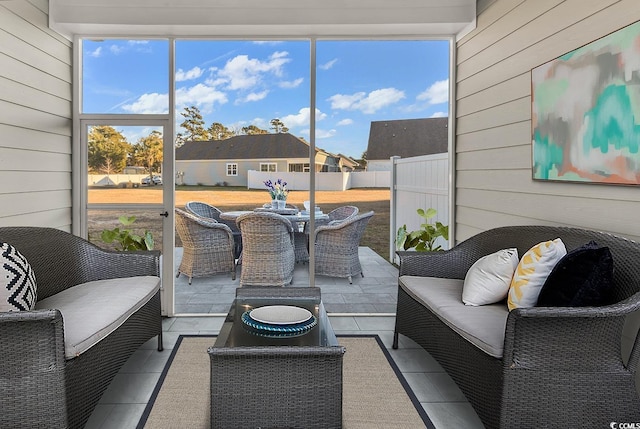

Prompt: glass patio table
[208,287,345,429]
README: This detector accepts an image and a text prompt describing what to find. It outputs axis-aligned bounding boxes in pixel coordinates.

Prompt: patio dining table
[220,209,330,226]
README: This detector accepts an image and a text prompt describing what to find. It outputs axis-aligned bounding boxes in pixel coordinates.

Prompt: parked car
[141,175,162,186]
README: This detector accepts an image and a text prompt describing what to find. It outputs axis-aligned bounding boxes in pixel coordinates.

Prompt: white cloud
[319,59,338,70]
[279,78,304,89]
[316,129,337,139]
[88,47,102,58]
[236,90,269,104]
[175,83,228,113]
[176,66,204,82]
[214,51,292,91]
[336,118,353,126]
[281,107,327,128]
[122,93,169,114]
[417,79,449,105]
[328,88,405,114]
[298,128,337,139]
[430,111,447,118]
[109,44,125,55]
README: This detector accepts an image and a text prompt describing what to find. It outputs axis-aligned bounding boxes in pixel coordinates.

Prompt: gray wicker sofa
[393,225,640,429]
[0,227,163,429]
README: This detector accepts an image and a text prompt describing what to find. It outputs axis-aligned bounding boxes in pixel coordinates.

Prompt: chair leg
[157,332,164,351]
[392,331,399,349]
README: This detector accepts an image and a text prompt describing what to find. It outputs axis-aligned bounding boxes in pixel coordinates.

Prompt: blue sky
[83,39,449,158]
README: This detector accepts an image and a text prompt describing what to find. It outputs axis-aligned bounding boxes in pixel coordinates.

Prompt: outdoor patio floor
[83,247,485,428]
[174,246,399,314]
[85,315,485,429]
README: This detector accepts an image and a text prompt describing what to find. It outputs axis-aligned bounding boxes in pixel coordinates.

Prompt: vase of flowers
[264,179,289,209]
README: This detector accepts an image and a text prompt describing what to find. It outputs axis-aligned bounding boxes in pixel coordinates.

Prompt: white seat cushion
[400,275,509,358]
[35,276,160,359]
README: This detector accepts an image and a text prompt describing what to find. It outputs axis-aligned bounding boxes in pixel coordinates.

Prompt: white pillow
[508,238,567,311]
[462,248,519,306]
[0,242,37,312]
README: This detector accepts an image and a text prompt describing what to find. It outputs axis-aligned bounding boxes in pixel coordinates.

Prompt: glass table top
[213,287,338,348]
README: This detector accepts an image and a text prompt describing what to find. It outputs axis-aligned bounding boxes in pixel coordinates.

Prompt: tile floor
[174,247,400,314]
[84,315,486,429]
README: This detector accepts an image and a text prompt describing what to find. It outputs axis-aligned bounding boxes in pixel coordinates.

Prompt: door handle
[159,211,169,217]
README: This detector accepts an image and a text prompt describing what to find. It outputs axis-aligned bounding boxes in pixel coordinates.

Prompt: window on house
[226,163,238,176]
[289,163,310,172]
[260,163,277,172]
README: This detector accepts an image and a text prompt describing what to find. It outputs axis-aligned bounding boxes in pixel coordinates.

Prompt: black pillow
[536,240,614,307]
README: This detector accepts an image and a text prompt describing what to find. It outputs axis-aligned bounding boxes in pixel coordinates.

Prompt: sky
[82,39,449,158]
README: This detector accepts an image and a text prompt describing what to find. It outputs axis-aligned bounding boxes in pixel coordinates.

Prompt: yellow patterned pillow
[507,238,566,311]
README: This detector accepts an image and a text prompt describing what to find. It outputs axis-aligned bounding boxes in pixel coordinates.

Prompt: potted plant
[396,208,449,252]
[264,179,289,209]
[101,216,154,251]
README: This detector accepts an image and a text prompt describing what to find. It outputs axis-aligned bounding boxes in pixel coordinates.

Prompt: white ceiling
[49,0,476,39]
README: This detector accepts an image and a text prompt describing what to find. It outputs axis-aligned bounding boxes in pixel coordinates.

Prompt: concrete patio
[174,246,399,314]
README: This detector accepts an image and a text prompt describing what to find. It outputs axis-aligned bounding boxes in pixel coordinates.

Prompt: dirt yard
[88,186,391,259]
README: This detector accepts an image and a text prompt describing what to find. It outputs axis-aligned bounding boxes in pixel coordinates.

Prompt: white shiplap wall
[455,0,640,243]
[0,0,72,230]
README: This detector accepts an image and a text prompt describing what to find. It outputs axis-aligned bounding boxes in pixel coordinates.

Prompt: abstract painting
[531,20,640,185]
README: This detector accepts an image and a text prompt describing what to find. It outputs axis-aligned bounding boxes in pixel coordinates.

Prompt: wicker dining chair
[236,212,295,286]
[313,211,374,284]
[175,208,236,284]
[307,205,359,232]
[185,201,242,259]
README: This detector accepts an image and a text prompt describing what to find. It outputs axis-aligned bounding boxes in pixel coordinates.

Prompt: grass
[88,186,391,260]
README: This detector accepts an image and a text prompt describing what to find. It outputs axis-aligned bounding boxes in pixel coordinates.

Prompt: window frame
[226,163,238,176]
[260,162,277,172]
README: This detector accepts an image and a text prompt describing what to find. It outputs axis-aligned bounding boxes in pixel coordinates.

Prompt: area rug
[137,335,434,429]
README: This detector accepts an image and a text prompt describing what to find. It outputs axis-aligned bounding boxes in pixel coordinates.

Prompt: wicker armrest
[83,248,160,282]
[504,293,640,372]
[396,248,474,279]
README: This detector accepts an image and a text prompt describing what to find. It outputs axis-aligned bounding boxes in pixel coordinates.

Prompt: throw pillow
[536,241,614,307]
[462,248,519,306]
[507,238,566,311]
[0,242,37,312]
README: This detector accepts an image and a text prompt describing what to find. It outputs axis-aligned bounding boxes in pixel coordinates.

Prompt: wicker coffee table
[208,287,345,429]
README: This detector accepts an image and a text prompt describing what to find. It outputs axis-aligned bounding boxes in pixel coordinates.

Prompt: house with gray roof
[176,133,342,186]
[365,118,449,171]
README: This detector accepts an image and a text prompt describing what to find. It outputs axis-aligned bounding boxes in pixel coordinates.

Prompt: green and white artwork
[532,20,640,185]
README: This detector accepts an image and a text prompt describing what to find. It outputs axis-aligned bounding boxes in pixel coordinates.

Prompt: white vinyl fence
[390,153,449,261]
[247,170,390,190]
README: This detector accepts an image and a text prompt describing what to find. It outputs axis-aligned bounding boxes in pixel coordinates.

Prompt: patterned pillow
[0,242,37,311]
[507,238,566,311]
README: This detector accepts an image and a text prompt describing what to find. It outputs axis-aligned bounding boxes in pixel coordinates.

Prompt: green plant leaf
[118,216,137,226]
[396,225,408,250]
[144,231,154,250]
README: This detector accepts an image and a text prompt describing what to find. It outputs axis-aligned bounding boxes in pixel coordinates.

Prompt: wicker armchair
[305,205,359,232]
[313,211,374,284]
[393,225,640,428]
[236,212,295,286]
[175,208,236,284]
[185,201,242,259]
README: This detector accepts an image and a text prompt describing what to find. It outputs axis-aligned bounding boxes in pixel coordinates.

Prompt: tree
[132,130,164,182]
[241,124,269,135]
[208,122,235,140]
[87,125,130,174]
[175,106,209,146]
[269,118,289,133]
